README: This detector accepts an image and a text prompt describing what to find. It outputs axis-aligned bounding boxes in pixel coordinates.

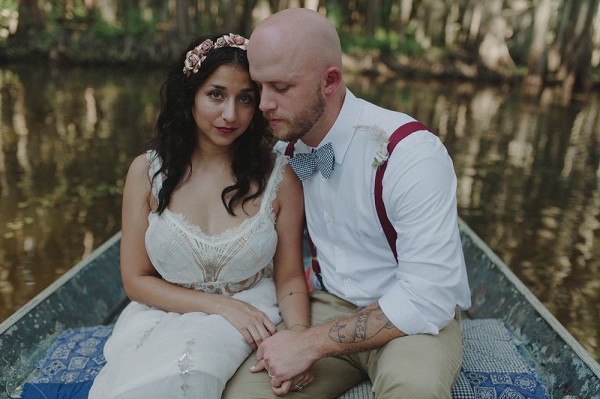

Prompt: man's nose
[259,88,276,113]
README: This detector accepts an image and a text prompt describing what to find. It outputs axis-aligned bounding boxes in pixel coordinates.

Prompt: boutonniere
[356,125,389,168]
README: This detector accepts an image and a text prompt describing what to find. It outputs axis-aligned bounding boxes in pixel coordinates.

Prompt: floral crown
[183,33,249,76]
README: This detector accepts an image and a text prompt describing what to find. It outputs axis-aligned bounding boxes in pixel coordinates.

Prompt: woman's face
[192,64,257,150]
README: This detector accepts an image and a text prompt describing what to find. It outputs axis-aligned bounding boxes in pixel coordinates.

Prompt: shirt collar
[325,88,361,165]
[301,88,362,166]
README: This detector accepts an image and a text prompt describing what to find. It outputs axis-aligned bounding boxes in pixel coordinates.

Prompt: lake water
[0,64,598,361]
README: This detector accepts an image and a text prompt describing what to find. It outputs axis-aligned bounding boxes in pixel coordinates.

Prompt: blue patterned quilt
[21,319,549,399]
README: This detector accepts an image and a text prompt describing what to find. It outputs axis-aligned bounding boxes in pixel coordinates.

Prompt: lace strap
[144,152,284,210]
[259,155,287,213]
[146,150,163,200]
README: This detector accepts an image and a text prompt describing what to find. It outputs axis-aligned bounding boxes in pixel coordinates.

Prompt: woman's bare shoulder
[127,153,152,178]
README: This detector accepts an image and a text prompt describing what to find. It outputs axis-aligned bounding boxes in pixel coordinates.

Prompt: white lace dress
[89,152,287,399]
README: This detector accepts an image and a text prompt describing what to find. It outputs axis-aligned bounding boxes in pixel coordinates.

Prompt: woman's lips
[216,127,236,134]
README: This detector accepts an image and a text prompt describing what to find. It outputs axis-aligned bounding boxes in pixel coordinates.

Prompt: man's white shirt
[275,89,471,335]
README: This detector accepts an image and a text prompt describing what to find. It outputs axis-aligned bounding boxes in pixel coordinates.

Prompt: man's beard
[269,88,325,142]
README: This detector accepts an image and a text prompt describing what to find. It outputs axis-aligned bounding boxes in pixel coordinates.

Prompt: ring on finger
[294,384,304,391]
[268,371,274,378]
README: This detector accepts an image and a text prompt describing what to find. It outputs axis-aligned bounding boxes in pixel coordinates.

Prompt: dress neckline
[162,206,270,243]
[147,154,286,243]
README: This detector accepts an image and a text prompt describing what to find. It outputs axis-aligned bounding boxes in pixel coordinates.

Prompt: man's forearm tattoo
[328,305,394,344]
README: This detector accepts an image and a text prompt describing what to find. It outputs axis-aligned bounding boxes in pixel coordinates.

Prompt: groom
[224,8,471,398]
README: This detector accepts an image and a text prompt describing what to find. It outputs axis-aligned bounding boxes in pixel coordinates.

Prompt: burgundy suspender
[374,121,430,261]
[284,141,296,157]
[285,121,433,286]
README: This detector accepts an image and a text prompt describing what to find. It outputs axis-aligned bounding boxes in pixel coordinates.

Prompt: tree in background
[0,0,598,103]
[12,0,45,44]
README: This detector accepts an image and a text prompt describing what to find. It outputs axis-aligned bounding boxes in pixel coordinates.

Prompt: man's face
[248,44,324,142]
[259,81,325,142]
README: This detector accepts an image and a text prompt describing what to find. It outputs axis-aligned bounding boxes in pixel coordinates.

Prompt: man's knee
[372,371,453,399]
[222,353,272,399]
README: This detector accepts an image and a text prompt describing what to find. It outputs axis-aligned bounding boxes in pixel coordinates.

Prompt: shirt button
[345,278,352,285]
[324,214,333,223]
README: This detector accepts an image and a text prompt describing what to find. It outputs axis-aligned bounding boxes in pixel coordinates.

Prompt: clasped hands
[251,329,315,396]
[219,298,314,395]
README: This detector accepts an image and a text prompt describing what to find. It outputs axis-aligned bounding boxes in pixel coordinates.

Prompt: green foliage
[514,65,529,78]
[0,0,17,43]
[89,17,122,40]
[339,27,424,56]
[14,181,123,210]
[325,1,343,30]
[19,6,161,62]
[3,217,35,239]
[2,1,597,86]
[121,7,156,37]
[0,0,16,12]
[83,8,156,41]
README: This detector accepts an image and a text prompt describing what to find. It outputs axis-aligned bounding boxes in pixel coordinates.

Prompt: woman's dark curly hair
[149,34,272,216]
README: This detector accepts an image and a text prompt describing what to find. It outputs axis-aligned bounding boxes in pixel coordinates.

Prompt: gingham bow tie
[289,142,335,181]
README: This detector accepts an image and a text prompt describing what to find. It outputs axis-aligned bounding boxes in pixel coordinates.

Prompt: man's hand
[251,355,315,396]
[270,369,314,396]
[251,329,318,389]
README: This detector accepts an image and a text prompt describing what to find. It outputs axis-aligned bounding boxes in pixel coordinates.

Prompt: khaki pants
[223,291,463,399]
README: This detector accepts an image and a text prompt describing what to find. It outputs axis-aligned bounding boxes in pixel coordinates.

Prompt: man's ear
[323,67,342,96]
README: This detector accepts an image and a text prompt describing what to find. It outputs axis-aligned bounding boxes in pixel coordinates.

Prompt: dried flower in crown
[183,33,249,76]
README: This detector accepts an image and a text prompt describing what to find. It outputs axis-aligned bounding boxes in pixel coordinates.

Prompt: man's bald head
[249,8,342,76]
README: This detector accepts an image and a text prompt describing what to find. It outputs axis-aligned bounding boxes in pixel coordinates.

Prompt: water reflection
[0,65,598,361]
[0,65,160,323]
[356,78,600,360]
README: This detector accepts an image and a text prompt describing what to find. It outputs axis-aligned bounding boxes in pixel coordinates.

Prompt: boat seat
[339,318,549,398]
[17,319,549,399]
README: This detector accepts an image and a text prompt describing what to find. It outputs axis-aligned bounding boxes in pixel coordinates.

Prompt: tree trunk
[365,0,381,35]
[217,0,240,34]
[444,0,460,47]
[593,4,600,68]
[175,0,194,40]
[524,0,553,96]
[400,0,413,27]
[468,1,483,45]
[239,0,260,37]
[12,0,46,43]
[478,15,516,76]
[268,0,292,13]
[301,0,321,11]
[559,0,598,104]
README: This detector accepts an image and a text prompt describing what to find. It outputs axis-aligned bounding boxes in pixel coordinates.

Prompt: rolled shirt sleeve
[379,132,469,335]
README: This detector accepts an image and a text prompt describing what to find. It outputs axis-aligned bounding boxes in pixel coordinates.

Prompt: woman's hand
[271,369,315,396]
[217,296,278,349]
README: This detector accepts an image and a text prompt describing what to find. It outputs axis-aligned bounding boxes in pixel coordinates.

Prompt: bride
[89,33,312,398]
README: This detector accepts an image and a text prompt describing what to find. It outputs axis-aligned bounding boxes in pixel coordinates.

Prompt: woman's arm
[272,164,310,331]
[119,154,277,348]
[268,164,313,395]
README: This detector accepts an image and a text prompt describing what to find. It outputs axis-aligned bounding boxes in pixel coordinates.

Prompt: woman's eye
[209,91,223,100]
[239,94,254,104]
